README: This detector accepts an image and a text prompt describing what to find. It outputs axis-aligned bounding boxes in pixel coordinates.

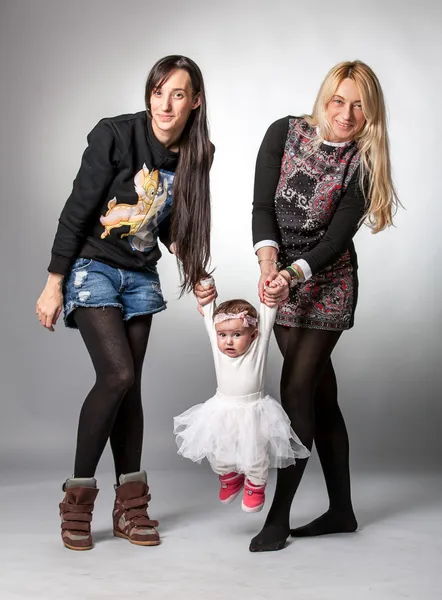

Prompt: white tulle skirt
[173,391,310,473]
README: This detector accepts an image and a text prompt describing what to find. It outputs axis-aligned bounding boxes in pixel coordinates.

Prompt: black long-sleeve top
[48,112,180,276]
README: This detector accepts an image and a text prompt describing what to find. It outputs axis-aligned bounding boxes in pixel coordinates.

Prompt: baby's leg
[242,458,269,513]
[209,460,237,478]
[209,460,244,504]
[246,456,269,487]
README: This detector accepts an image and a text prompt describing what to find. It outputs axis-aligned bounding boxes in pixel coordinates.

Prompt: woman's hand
[263,271,289,307]
[194,280,217,306]
[36,273,64,332]
[256,249,279,302]
[258,266,279,303]
[194,277,217,315]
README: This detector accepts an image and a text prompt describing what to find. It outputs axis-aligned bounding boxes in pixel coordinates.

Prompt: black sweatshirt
[252,116,367,277]
[48,112,180,276]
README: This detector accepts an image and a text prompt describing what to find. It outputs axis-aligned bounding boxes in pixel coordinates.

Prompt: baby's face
[215,318,258,358]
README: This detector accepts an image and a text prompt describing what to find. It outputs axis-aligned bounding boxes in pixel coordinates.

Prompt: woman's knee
[97,365,135,397]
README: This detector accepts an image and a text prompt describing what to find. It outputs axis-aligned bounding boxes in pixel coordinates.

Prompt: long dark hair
[145,55,212,294]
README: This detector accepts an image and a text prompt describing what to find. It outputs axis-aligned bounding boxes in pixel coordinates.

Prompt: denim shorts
[63,258,167,329]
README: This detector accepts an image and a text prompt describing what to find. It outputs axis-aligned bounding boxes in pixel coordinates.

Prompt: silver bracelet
[258,259,282,268]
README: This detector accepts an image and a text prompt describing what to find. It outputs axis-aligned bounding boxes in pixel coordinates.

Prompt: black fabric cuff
[48,255,73,276]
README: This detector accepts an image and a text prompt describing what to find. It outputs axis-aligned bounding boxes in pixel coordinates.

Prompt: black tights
[73,307,152,484]
[250,324,357,551]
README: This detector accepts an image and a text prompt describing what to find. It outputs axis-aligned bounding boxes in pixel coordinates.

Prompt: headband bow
[213,311,257,328]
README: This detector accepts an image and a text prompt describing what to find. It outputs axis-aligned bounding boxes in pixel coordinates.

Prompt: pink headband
[213,311,258,328]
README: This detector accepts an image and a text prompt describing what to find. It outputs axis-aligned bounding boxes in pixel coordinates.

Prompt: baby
[173,279,309,513]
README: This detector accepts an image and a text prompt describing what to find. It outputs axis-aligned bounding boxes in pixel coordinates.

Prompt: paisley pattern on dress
[275,118,361,331]
[277,251,355,330]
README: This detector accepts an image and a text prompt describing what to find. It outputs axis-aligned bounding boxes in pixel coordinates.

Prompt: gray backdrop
[1,0,441,478]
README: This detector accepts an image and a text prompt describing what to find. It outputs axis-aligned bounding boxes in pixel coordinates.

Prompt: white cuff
[254,240,279,253]
[293,259,312,281]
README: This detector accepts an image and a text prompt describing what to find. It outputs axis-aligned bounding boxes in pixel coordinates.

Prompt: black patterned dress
[252,117,367,331]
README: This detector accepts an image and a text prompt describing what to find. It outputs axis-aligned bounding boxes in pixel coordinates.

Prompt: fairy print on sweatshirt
[100,164,174,253]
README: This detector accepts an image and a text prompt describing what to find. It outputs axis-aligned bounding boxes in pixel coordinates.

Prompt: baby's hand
[267,274,288,288]
[266,279,279,289]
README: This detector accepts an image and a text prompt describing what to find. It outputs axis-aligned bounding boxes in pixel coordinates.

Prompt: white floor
[0,469,440,600]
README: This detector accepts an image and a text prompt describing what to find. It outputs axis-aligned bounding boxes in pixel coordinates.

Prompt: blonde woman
[250,60,399,552]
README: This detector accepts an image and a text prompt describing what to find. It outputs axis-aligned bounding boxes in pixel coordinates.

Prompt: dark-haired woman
[36,55,215,551]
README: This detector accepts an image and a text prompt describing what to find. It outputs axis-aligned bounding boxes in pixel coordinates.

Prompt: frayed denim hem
[124,302,167,321]
[63,302,123,330]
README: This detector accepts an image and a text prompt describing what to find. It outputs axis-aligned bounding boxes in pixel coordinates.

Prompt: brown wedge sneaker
[59,477,99,551]
[113,471,160,546]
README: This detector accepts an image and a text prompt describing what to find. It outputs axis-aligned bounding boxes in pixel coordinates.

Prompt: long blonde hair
[305,60,399,233]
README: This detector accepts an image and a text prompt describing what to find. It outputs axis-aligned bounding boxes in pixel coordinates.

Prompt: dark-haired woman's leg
[73,307,136,477]
[109,314,152,483]
[73,309,152,479]
[69,308,158,548]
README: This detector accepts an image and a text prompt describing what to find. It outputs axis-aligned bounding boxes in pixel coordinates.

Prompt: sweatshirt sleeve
[48,119,120,275]
[297,168,368,275]
[252,117,289,247]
